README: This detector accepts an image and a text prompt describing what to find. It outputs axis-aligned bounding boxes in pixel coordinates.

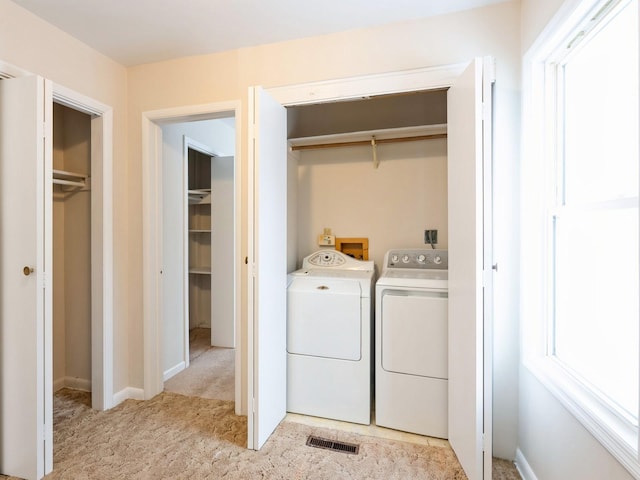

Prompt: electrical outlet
[424,229,438,245]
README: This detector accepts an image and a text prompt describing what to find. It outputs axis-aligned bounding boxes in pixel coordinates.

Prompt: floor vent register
[305,435,360,455]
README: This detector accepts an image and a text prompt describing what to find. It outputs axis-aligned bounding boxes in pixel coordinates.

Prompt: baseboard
[163,361,186,382]
[113,386,145,406]
[53,377,65,392]
[515,448,538,480]
[54,376,91,392]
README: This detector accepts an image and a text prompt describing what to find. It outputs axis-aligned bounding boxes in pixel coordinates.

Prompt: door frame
[0,60,115,412]
[52,82,115,412]
[141,101,242,414]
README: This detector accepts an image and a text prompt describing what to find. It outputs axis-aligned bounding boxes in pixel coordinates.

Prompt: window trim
[521,0,640,477]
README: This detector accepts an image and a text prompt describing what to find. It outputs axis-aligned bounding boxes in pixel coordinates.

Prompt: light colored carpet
[164,328,235,401]
[37,389,469,479]
[0,328,521,479]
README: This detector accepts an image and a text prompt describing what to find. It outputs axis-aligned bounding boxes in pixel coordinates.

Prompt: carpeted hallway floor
[0,328,521,479]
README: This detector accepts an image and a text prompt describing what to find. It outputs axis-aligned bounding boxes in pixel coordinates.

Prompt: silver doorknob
[23,266,34,276]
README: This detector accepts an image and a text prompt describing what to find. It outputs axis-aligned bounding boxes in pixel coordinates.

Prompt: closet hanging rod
[290,133,447,152]
[53,178,86,188]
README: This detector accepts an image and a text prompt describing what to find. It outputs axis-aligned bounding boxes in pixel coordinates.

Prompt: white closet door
[0,75,53,480]
[447,57,493,480]
[247,86,287,449]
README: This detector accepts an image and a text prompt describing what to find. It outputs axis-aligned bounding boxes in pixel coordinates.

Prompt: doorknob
[23,266,34,276]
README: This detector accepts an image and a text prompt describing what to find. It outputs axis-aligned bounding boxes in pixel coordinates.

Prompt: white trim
[521,0,640,477]
[113,387,145,405]
[514,448,538,480]
[268,63,467,106]
[53,376,92,392]
[0,59,31,79]
[526,358,640,478]
[142,101,242,416]
[52,82,115,412]
[163,361,186,382]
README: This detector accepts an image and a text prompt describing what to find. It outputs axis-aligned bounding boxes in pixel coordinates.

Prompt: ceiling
[11,0,508,66]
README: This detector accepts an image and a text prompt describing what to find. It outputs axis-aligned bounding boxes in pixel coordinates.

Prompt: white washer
[375,249,448,438]
[287,250,374,424]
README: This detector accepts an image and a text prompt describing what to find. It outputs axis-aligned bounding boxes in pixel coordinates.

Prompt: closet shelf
[288,125,447,152]
[189,267,211,275]
[188,189,211,204]
[53,169,90,191]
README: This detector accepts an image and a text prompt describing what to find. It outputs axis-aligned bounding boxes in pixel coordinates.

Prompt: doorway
[141,101,242,414]
[159,120,236,402]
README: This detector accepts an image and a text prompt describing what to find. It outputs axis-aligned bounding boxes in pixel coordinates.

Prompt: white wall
[295,139,448,273]
[161,119,234,376]
[517,1,635,479]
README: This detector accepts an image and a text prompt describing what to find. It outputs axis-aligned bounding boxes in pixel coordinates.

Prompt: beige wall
[2,0,523,460]
[128,0,522,453]
[0,0,130,393]
[294,139,448,272]
[52,104,92,388]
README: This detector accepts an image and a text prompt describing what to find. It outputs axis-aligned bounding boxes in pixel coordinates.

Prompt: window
[523,0,640,475]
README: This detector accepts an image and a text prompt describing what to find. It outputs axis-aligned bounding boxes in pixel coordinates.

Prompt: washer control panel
[385,249,448,270]
[305,250,347,267]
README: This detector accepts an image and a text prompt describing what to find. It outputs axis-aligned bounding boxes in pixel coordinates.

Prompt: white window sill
[525,356,640,479]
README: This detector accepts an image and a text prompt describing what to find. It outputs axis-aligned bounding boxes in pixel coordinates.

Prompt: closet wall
[288,91,448,272]
[52,103,92,391]
[294,139,447,271]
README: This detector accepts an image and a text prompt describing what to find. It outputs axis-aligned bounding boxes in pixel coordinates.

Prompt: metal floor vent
[306,435,359,455]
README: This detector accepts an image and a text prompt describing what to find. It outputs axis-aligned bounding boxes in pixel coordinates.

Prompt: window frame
[521,0,640,477]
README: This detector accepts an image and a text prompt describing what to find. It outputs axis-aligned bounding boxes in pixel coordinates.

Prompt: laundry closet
[286,89,449,272]
[52,103,92,394]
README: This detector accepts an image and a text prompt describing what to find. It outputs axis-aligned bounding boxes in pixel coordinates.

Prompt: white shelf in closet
[189,266,212,275]
[188,188,211,204]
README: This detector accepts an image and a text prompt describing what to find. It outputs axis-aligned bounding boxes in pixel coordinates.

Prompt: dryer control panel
[384,249,448,270]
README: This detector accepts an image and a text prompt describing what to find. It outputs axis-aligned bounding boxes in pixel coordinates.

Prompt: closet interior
[286,88,449,271]
[187,148,213,331]
[52,103,92,396]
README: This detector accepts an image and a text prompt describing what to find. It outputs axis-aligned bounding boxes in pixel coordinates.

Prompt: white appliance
[375,249,449,438]
[287,250,374,424]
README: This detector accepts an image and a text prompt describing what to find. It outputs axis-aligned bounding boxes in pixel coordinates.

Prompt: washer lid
[376,269,448,289]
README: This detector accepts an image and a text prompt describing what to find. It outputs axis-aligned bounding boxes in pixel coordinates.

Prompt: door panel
[0,75,53,480]
[447,58,491,480]
[247,87,287,449]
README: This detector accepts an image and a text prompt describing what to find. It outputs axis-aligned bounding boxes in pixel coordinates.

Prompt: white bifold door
[245,58,494,471]
[0,75,53,480]
[247,87,288,449]
[447,57,494,480]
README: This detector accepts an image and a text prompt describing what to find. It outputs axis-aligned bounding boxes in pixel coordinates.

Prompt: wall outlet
[318,234,335,246]
[424,229,438,245]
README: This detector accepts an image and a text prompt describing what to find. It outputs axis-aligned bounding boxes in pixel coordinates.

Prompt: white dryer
[287,250,374,424]
[375,249,448,438]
